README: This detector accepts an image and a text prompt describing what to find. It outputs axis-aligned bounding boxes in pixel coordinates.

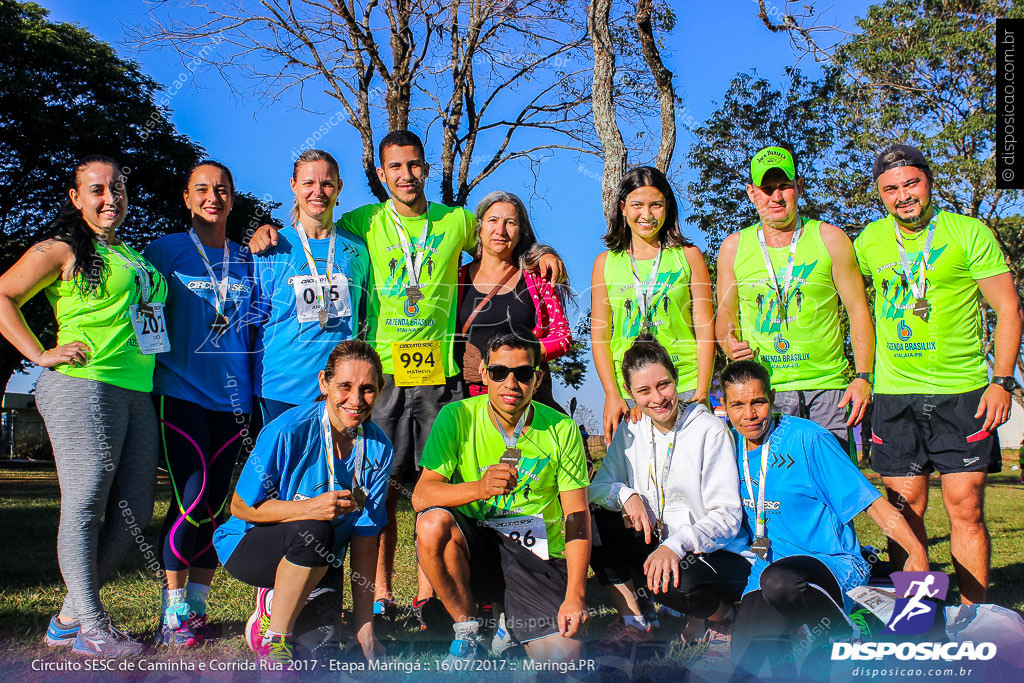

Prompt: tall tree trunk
[589,0,628,228]
[635,0,675,173]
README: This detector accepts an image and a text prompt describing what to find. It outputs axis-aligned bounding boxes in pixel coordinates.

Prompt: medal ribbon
[756,218,803,318]
[628,244,663,326]
[388,200,431,289]
[490,403,530,449]
[321,404,365,492]
[187,229,231,318]
[294,223,337,317]
[97,238,153,305]
[738,416,778,539]
[892,214,937,301]
[647,406,684,524]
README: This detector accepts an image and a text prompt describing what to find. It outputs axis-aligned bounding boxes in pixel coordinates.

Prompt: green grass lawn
[1,453,1022,670]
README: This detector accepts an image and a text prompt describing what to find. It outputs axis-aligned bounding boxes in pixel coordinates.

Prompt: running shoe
[412,596,453,632]
[188,612,215,642]
[161,602,200,647]
[490,611,518,656]
[592,619,653,654]
[256,633,295,670]
[71,614,144,657]
[44,615,80,647]
[446,629,487,662]
[246,587,273,653]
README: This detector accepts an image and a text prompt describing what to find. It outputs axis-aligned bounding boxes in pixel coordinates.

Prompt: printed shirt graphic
[733,220,848,391]
[731,415,880,611]
[252,226,370,405]
[213,402,393,562]
[45,240,168,392]
[338,202,475,376]
[854,209,1008,394]
[418,395,589,558]
[145,233,255,412]
[604,247,698,397]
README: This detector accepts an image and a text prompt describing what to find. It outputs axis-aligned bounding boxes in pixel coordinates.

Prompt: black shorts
[425,508,570,643]
[870,386,1001,476]
[375,374,463,481]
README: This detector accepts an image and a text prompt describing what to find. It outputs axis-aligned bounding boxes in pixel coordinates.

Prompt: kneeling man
[413,329,591,662]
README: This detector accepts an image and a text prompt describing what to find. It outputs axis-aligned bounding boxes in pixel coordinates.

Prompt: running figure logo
[884,571,948,635]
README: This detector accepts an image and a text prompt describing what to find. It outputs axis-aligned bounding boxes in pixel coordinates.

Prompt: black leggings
[156,395,250,571]
[731,555,851,677]
[590,508,749,618]
[223,520,335,588]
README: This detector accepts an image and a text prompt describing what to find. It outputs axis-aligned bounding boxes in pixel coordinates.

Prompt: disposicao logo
[885,571,948,635]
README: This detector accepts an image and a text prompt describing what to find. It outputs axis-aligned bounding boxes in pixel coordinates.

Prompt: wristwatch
[991,376,1017,392]
[855,372,874,383]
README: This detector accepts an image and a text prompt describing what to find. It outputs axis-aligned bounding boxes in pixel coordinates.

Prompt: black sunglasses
[486,364,537,383]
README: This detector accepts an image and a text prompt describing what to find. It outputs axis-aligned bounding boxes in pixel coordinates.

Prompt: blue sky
[10,0,871,421]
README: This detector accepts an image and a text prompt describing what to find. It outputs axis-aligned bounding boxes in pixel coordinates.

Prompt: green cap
[750,146,796,186]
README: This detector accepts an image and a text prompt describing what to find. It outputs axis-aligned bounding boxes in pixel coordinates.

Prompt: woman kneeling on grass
[212,340,392,667]
[589,336,749,653]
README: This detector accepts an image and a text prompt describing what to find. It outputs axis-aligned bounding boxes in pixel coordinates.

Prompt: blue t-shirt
[252,226,371,405]
[732,415,881,611]
[213,402,393,563]
[145,233,255,412]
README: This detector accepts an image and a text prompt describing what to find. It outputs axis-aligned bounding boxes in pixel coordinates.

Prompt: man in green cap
[855,143,1022,604]
[716,145,875,455]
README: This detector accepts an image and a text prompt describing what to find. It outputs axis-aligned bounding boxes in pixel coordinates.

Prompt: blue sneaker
[446,624,486,662]
[71,614,144,657]
[44,615,80,647]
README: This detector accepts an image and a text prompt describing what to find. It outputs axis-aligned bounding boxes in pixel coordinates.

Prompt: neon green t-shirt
[418,395,589,559]
[338,202,476,376]
[45,241,168,392]
[732,219,848,391]
[603,248,698,397]
[854,209,1009,394]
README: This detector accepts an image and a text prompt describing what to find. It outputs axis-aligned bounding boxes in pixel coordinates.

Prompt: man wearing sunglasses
[413,329,591,662]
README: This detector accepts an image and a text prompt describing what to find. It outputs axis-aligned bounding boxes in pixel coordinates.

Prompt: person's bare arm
[975,272,1024,431]
[591,251,628,443]
[349,534,384,661]
[866,497,929,572]
[684,246,715,402]
[557,487,591,637]
[228,490,358,523]
[0,240,89,367]
[714,233,753,360]
[410,466,516,512]
[821,223,875,427]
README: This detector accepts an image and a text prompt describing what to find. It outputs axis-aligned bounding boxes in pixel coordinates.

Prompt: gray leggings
[35,370,158,630]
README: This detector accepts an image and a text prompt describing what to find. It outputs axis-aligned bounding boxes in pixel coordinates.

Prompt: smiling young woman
[0,155,168,656]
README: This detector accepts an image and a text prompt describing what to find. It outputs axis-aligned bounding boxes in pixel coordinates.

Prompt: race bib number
[292,273,352,323]
[392,340,444,386]
[129,303,171,354]
[484,514,549,560]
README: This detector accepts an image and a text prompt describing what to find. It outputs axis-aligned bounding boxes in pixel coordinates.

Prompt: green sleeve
[418,403,461,479]
[853,231,872,277]
[461,208,478,253]
[555,418,589,493]
[963,219,1009,281]
[337,207,370,240]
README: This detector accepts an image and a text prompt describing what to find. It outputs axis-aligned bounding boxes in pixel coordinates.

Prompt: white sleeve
[661,423,743,556]
[588,424,636,511]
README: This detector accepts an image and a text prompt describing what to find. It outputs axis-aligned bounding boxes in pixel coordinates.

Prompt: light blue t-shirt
[213,402,393,563]
[145,233,255,412]
[732,415,880,611]
[252,225,371,405]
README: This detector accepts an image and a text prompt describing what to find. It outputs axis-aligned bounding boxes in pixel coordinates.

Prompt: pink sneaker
[245,587,273,653]
[256,633,295,674]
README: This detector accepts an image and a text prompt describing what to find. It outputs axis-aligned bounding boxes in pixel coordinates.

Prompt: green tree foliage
[548,313,591,390]
[0,0,277,396]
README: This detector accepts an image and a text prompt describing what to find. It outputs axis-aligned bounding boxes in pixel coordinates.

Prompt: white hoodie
[590,402,749,559]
